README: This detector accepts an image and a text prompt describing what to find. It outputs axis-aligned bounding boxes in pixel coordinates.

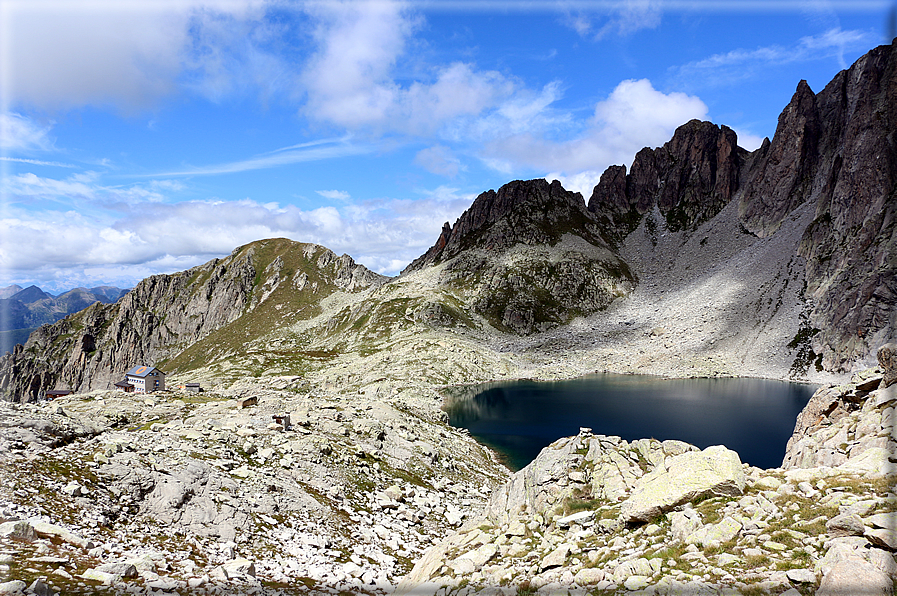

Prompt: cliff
[587,120,747,243]
[403,179,635,335]
[587,40,897,372]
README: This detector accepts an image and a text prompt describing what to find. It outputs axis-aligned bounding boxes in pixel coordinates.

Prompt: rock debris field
[0,357,896,595]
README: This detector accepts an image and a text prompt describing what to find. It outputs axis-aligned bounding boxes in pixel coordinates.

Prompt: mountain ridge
[1,40,896,401]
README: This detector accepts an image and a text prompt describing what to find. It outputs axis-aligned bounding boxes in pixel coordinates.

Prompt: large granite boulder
[879,343,897,388]
[620,445,746,523]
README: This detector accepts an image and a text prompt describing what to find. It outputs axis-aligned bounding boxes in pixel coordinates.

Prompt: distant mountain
[9,285,51,304]
[0,285,24,299]
[0,285,130,354]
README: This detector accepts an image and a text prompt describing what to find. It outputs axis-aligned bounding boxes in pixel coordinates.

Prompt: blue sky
[0,0,891,293]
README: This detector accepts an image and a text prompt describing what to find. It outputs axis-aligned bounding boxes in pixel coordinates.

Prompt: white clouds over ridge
[5,0,843,292]
[671,27,877,86]
[2,171,474,290]
[491,79,708,197]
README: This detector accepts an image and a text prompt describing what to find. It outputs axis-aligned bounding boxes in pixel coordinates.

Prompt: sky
[0,0,892,293]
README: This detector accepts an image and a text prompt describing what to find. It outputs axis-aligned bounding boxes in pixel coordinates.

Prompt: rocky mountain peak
[0,238,385,402]
[403,178,603,273]
[588,119,746,243]
[738,79,822,238]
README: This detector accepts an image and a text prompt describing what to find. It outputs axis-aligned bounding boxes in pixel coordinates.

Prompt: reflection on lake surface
[443,374,816,471]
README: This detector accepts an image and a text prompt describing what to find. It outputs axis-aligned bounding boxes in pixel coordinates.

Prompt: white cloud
[1,175,476,290]
[299,0,417,129]
[316,189,351,201]
[4,171,167,205]
[299,1,518,136]
[671,27,877,86]
[544,171,602,200]
[149,138,373,177]
[731,127,765,152]
[0,157,75,168]
[2,0,270,111]
[481,78,707,180]
[414,145,462,177]
[560,0,663,40]
[0,113,55,152]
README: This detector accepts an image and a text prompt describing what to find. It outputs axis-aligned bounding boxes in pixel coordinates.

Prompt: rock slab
[620,445,745,523]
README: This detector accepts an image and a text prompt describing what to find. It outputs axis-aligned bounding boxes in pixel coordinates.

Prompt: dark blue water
[443,374,816,471]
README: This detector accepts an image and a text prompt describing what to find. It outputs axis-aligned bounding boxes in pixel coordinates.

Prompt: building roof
[125,365,164,378]
[46,389,72,396]
[114,379,133,388]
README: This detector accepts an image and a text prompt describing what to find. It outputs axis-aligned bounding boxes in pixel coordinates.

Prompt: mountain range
[0,285,129,356]
[1,39,895,402]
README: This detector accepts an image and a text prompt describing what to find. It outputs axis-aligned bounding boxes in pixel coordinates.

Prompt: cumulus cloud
[299,1,516,136]
[482,78,708,182]
[1,172,475,290]
[731,128,765,152]
[3,0,270,111]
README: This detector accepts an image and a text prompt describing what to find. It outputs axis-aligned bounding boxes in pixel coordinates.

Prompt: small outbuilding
[114,379,135,393]
[120,365,166,394]
[45,389,72,400]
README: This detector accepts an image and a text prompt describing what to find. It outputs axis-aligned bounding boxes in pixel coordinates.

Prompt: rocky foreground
[0,353,895,595]
[397,365,897,596]
[0,382,508,595]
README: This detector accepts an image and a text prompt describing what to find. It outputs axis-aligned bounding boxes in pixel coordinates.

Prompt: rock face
[405,179,608,270]
[745,44,897,371]
[584,41,897,372]
[783,359,896,474]
[0,239,385,402]
[403,179,636,335]
[588,119,746,243]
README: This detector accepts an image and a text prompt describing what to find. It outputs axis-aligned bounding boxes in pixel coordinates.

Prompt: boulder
[785,568,817,584]
[0,521,35,541]
[540,543,571,571]
[879,344,897,388]
[825,513,865,537]
[817,558,892,596]
[222,558,256,578]
[574,568,605,586]
[0,581,26,595]
[95,562,138,579]
[686,515,742,546]
[81,569,117,585]
[30,520,92,549]
[670,509,704,542]
[620,445,746,523]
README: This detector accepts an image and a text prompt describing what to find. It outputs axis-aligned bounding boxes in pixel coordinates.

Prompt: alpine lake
[443,374,816,471]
